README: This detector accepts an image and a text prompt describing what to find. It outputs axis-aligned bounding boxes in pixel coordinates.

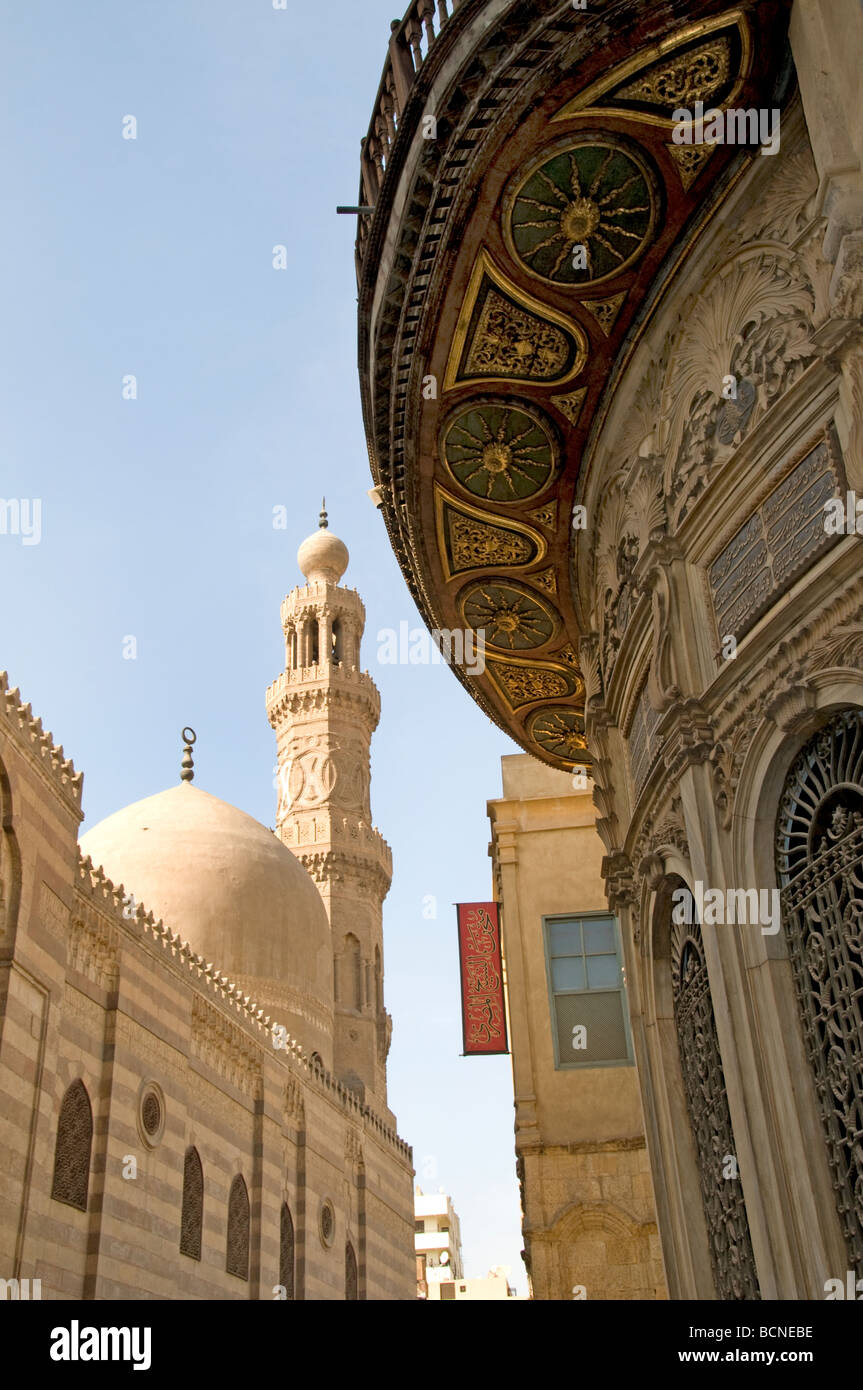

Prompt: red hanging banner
[456,902,509,1056]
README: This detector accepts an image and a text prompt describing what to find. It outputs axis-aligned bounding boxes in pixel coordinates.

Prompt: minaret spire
[266,520,394,1117]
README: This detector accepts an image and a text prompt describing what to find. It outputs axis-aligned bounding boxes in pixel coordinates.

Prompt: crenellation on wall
[0,633,415,1297]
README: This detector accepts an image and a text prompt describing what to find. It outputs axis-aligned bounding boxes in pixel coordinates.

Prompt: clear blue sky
[0,1,526,1291]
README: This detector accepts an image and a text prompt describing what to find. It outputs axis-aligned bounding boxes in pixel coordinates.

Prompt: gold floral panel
[487,656,582,712]
[434,487,546,581]
[551,11,751,130]
[444,250,588,390]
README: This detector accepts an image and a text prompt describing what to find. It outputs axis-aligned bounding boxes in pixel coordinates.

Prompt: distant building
[414,1187,464,1297]
[437,1266,519,1301]
[488,755,666,1301]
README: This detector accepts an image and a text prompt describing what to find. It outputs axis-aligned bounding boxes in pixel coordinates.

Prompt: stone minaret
[266,504,394,1118]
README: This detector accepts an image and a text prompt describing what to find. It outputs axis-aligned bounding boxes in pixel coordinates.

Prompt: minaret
[266,503,394,1117]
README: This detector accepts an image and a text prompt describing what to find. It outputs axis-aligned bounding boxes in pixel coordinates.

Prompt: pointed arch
[343,933,362,1011]
[280,1202,295,1299]
[345,1239,358,1300]
[669,881,760,1299]
[226,1174,250,1280]
[775,706,863,1268]
[51,1079,93,1211]
[180,1147,204,1260]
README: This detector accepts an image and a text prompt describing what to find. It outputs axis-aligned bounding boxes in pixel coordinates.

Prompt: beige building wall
[488,754,666,1301]
[0,669,415,1301]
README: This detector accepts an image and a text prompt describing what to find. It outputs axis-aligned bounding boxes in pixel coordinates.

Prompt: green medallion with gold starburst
[508,140,657,287]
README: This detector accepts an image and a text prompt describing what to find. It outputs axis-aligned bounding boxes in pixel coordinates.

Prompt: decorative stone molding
[68,907,119,991]
[0,670,83,814]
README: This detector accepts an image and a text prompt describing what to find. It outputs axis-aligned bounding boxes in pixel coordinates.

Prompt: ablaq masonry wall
[0,672,415,1300]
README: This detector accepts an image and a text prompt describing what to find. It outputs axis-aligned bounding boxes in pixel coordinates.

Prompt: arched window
[776,707,863,1268]
[180,1147,204,1260]
[309,619,319,666]
[345,1240,358,1300]
[332,619,343,666]
[51,1079,93,1211]
[226,1174,250,1280]
[669,881,759,1299]
[374,945,382,1015]
[280,1203,295,1299]
[344,933,362,1011]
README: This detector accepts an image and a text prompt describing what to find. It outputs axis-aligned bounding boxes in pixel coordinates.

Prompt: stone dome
[80,783,334,1063]
[297,518,349,584]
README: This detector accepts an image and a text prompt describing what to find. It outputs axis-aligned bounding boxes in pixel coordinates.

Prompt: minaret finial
[180,727,196,783]
[319,497,328,530]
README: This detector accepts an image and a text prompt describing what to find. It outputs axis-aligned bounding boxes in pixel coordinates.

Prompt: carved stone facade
[359,0,863,1299]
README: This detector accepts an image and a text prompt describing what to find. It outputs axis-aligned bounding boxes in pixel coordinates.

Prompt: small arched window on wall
[775,707,863,1269]
[374,946,382,1016]
[51,1079,93,1212]
[226,1174,250,1280]
[668,879,760,1299]
[308,619,319,666]
[180,1147,204,1260]
[280,1203,295,1300]
[345,1240,358,1300]
[344,933,362,1011]
[332,618,343,666]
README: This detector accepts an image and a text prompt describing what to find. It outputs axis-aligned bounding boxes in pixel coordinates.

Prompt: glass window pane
[587,954,619,989]
[583,918,615,954]
[549,921,582,958]
[552,956,585,992]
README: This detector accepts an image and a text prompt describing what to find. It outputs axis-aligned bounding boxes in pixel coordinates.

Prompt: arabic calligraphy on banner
[456,902,509,1056]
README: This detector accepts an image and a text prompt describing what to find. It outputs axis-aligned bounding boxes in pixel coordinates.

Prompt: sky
[0,0,527,1291]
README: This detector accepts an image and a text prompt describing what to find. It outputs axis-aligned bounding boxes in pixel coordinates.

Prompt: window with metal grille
[543,913,631,1067]
[280,1203,295,1299]
[345,1240,358,1301]
[180,1147,203,1260]
[775,707,863,1269]
[226,1174,250,1280]
[51,1079,92,1211]
[670,892,760,1300]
